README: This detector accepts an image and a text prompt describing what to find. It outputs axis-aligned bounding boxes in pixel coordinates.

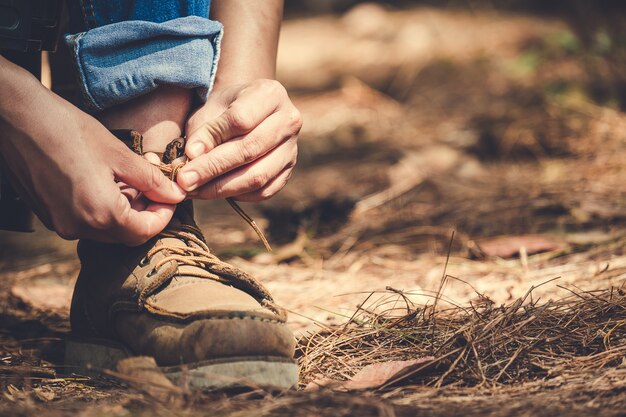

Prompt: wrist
[213,72,275,92]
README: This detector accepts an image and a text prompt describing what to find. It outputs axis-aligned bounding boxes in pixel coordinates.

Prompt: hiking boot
[65,200,298,389]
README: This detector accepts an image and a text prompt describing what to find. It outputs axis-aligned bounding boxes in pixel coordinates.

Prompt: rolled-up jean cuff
[65,16,223,112]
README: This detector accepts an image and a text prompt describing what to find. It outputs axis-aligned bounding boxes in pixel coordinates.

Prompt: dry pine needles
[299,282,626,390]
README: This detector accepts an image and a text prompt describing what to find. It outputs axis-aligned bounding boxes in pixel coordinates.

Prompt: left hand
[177,79,302,202]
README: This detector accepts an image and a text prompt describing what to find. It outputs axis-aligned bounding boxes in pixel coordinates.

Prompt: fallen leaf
[344,357,435,390]
[10,277,72,313]
[476,235,568,259]
[304,377,344,392]
[33,387,55,402]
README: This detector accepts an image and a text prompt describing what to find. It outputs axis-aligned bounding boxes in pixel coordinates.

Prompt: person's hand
[0,57,186,245]
[177,79,302,202]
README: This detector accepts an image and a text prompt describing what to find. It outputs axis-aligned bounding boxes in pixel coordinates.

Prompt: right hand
[0,57,186,245]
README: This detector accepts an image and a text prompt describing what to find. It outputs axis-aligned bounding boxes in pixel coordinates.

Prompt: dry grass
[299,278,626,390]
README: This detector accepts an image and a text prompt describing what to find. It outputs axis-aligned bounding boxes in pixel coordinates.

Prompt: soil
[0,3,625,416]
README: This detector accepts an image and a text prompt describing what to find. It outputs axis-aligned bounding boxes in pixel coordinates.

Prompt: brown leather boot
[65,201,298,389]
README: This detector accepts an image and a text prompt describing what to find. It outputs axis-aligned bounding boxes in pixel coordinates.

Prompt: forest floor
[0,4,625,416]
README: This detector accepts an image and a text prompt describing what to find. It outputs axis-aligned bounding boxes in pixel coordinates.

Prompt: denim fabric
[65,1,222,112]
[72,0,211,29]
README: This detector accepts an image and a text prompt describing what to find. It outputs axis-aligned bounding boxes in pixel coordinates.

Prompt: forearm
[211,0,284,87]
[0,57,43,127]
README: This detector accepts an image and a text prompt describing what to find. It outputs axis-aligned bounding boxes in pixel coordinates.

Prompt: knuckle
[201,122,220,144]
[285,167,295,181]
[226,106,255,133]
[258,187,275,201]
[255,79,286,97]
[199,156,222,180]
[284,137,299,167]
[238,137,262,163]
[198,179,221,200]
[249,171,269,190]
[291,137,299,155]
[269,79,285,94]
[287,108,303,132]
[254,78,274,89]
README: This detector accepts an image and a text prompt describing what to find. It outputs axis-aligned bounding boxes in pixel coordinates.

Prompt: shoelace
[145,224,222,278]
[117,130,272,252]
[158,155,272,253]
[139,223,283,317]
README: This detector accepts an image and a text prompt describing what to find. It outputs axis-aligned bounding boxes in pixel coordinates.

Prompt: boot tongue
[171,200,196,227]
[159,200,201,249]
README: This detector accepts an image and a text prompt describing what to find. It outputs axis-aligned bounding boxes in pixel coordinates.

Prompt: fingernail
[178,170,199,191]
[187,142,206,159]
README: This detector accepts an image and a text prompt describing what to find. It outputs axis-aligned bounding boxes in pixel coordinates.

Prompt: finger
[185,84,239,135]
[178,111,299,192]
[129,195,149,212]
[120,182,149,212]
[118,182,140,203]
[111,198,176,246]
[143,152,161,165]
[185,81,286,159]
[234,167,294,202]
[76,183,173,244]
[188,139,296,200]
[113,147,186,204]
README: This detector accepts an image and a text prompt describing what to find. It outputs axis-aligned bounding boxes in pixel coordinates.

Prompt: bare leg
[98,85,193,156]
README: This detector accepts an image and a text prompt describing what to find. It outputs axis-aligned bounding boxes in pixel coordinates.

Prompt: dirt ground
[0,3,625,416]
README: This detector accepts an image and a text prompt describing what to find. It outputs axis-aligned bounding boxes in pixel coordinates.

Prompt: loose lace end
[227,198,272,253]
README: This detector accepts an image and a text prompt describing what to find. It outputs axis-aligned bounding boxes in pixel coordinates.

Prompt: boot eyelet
[139,256,150,267]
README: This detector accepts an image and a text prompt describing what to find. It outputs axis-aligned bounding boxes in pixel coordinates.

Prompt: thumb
[114,148,187,204]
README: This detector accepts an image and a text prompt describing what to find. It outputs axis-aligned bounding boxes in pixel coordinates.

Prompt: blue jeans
[65,0,222,112]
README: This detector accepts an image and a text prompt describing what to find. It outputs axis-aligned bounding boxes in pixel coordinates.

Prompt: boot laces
[139,223,281,317]
[146,224,224,279]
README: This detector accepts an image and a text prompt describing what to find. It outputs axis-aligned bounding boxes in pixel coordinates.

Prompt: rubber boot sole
[64,338,299,389]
